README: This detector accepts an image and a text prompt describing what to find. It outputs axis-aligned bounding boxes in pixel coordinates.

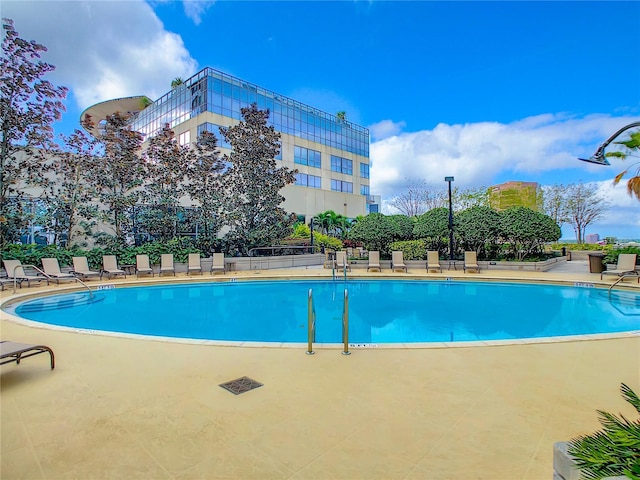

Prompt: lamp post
[445,176,454,261]
[578,121,640,166]
[310,217,314,254]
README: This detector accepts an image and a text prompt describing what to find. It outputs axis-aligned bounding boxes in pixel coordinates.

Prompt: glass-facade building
[125,67,376,219]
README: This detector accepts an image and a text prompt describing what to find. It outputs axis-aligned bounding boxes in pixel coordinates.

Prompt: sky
[4,0,640,240]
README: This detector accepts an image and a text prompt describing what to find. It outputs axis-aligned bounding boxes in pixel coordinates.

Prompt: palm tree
[171,77,184,89]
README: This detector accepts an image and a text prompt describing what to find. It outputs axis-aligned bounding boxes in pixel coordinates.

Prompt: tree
[500,207,561,260]
[171,77,184,89]
[413,207,450,253]
[387,214,414,242]
[85,113,145,243]
[453,186,490,211]
[140,124,189,242]
[0,18,68,247]
[43,129,98,247]
[541,184,569,230]
[456,206,501,258]
[313,211,338,235]
[220,103,297,255]
[565,183,608,244]
[184,130,226,252]
[348,212,394,253]
[607,129,640,200]
[389,182,447,216]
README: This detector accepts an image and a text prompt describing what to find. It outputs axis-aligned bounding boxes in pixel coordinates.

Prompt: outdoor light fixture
[445,176,455,261]
[578,121,640,166]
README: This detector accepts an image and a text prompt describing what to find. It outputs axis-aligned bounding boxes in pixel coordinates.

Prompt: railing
[342,289,350,355]
[12,264,93,299]
[306,289,316,355]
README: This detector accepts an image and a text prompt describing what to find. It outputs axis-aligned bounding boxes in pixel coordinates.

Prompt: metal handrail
[608,273,639,297]
[306,289,316,355]
[12,264,93,299]
[342,289,350,355]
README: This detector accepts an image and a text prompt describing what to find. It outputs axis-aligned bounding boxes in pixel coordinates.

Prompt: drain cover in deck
[219,376,263,395]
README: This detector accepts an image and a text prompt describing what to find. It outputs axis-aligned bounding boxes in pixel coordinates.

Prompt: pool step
[17,294,104,313]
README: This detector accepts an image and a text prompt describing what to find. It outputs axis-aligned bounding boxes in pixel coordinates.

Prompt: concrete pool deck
[1,262,639,479]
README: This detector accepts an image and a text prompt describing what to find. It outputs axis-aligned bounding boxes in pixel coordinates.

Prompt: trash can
[587,252,605,274]
[561,247,566,256]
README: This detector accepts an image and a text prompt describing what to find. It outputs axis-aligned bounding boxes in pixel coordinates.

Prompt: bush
[388,240,427,260]
[568,383,640,480]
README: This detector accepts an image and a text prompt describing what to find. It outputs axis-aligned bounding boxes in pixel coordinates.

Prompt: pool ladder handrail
[12,264,93,299]
[342,289,350,355]
[608,273,639,297]
[306,289,316,355]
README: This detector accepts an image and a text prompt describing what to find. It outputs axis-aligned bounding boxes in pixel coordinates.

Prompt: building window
[360,163,370,179]
[367,204,379,213]
[331,155,353,175]
[331,179,353,193]
[178,131,191,146]
[361,185,370,196]
[295,173,321,189]
[294,145,321,168]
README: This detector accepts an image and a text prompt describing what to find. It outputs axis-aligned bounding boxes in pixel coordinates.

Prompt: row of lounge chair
[1,253,228,288]
[335,250,481,273]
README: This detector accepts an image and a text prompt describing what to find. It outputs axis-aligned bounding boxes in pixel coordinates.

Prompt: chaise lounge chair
[102,255,126,279]
[135,254,154,278]
[463,251,480,273]
[211,252,225,275]
[334,251,351,272]
[0,341,55,369]
[160,254,175,276]
[426,251,442,273]
[41,258,78,285]
[188,253,203,275]
[2,259,47,287]
[367,251,381,272]
[72,256,101,280]
[601,253,638,281]
[391,251,407,273]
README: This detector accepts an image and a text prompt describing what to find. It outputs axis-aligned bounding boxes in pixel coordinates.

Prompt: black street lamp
[445,176,454,261]
[310,217,314,254]
[578,121,640,166]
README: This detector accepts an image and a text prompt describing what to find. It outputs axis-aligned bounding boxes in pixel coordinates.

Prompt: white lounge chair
[334,251,351,272]
[367,251,381,272]
[160,254,175,276]
[391,251,407,273]
[211,253,225,275]
[41,258,77,284]
[463,251,480,273]
[601,253,638,281]
[72,256,101,280]
[102,255,126,279]
[188,253,202,275]
[427,251,442,273]
[135,254,154,278]
[2,259,47,287]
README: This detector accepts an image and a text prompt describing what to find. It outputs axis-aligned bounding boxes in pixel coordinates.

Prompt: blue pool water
[7,280,640,344]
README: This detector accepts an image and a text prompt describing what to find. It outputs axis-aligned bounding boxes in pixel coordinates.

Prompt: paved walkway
[1,265,638,479]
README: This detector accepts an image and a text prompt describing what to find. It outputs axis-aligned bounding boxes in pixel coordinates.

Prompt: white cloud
[182,0,215,25]
[369,119,406,141]
[3,0,198,109]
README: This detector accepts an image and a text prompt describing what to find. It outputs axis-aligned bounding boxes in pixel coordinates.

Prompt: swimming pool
[5,280,640,344]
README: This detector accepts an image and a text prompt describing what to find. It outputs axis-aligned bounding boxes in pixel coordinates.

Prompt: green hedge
[603,246,640,266]
[388,240,427,260]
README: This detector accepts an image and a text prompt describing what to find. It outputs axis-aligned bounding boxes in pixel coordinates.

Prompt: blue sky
[4,0,640,239]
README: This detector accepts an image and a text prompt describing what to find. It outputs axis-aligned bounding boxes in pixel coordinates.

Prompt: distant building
[585,233,600,244]
[488,181,541,211]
